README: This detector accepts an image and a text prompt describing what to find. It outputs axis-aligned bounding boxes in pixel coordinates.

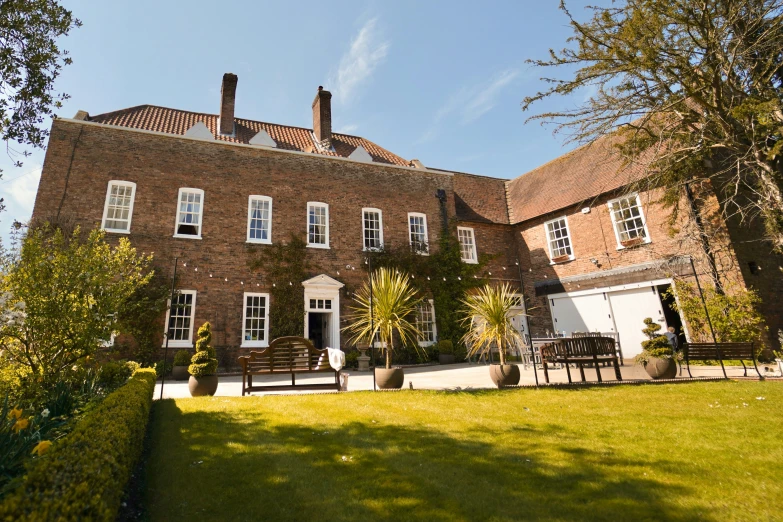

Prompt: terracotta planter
[620,238,645,248]
[375,367,404,389]
[188,375,219,396]
[439,354,455,365]
[172,365,189,381]
[551,255,570,263]
[489,364,520,388]
[644,357,677,380]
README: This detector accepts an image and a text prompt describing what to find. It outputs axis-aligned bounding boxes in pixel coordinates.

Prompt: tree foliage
[0,226,154,383]
[0,1,81,165]
[523,0,783,250]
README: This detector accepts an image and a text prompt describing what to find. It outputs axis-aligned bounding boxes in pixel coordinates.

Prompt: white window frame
[162,290,197,348]
[101,180,136,234]
[607,193,651,249]
[543,216,575,263]
[173,188,205,239]
[457,226,478,264]
[362,207,384,251]
[408,212,429,255]
[246,195,273,244]
[416,299,437,347]
[307,202,330,249]
[241,292,270,348]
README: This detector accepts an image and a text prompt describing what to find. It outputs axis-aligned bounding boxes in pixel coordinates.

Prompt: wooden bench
[540,337,623,384]
[681,342,760,379]
[237,336,341,395]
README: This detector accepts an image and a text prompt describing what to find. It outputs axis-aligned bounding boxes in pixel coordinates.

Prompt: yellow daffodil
[31,440,52,456]
[8,407,22,420]
[12,418,29,432]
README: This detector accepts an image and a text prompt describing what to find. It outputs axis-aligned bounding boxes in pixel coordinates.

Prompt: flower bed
[0,368,156,521]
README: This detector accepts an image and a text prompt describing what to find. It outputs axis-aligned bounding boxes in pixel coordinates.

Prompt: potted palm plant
[461,283,524,388]
[172,350,191,381]
[637,318,679,379]
[188,322,219,396]
[344,267,421,390]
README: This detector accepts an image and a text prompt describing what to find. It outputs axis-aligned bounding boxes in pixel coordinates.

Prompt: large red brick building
[31,74,782,361]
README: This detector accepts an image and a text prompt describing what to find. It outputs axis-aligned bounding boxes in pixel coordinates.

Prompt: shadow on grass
[145,399,712,522]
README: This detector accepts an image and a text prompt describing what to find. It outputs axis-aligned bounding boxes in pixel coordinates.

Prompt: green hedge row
[0,368,157,521]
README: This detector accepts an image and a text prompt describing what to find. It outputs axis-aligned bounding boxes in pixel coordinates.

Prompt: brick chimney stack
[219,73,238,135]
[312,86,332,148]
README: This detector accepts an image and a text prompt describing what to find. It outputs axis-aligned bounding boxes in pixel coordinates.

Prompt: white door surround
[302,274,344,349]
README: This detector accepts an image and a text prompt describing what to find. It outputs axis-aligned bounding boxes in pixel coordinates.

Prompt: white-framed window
[101,181,136,233]
[544,216,574,262]
[174,188,204,239]
[247,195,272,244]
[362,208,384,251]
[416,299,437,347]
[408,212,429,254]
[241,292,270,347]
[608,194,650,248]
[308,298,333,311]
[163,290,196,348]
[457,226,478,263]
[307,202,329,248]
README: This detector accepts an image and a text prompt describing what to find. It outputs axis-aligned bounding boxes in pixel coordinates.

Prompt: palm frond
[460,283,524,365]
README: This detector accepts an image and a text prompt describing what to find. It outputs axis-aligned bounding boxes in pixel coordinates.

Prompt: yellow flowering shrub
[0,368,156,521]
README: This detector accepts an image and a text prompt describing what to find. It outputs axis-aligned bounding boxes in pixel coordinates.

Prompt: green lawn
[144,381,782,521]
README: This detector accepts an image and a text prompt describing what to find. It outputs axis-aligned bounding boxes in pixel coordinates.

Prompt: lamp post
[159,256,179,400]
[367,252,376,391]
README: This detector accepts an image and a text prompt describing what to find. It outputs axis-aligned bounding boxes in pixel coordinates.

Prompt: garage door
[608,287,667,358]
[549,293,615,336]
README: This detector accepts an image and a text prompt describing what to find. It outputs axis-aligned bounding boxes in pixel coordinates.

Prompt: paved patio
[154,362,770,399]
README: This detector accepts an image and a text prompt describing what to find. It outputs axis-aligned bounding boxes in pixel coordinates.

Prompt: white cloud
[330,18,389,105]
[417,68,521,143]
[6,165,42,215]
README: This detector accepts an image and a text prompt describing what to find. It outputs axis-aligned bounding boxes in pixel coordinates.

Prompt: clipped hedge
[0,368,156,521]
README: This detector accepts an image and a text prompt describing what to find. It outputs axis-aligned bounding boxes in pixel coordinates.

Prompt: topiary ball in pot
[188,322,219,396]
[438,340,455,364]
[172,350,191,381]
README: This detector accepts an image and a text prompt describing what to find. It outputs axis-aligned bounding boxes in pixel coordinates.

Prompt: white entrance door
[302,274,344,349]
[549,293,615,337]
[607,286,667,358]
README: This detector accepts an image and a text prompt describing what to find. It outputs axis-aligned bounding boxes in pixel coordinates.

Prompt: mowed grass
[144,381,782,521]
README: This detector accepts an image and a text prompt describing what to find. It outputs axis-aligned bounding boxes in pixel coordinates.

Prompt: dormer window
[174,188,204,239]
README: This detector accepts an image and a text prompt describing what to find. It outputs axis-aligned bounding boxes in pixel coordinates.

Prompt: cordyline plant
[0,225,154,384]
[460,283,524,366]
[523,0,783,252]
[344,267,422,370]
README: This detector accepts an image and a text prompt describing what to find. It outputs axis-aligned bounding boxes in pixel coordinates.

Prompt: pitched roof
[504,134,650,223]
[87,105,411,166]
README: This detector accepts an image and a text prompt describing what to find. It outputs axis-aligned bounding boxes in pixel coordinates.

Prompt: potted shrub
[344,267,421,390]
[188,322,219,396]
[637,318,679,379]
[438,340,455,364]
[461,283,525,388]
[172,350,191,381]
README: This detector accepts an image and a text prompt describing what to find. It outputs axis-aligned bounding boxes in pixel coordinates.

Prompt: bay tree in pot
[461,283,524,388]
[637,318,680,380]
[172,350,191,381]
[438,340,455,364]
[344,267,421,390]
[188,322,219,396]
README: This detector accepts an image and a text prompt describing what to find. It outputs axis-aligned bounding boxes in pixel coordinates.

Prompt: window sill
[549,255,575,265]
[616,238,651,250]
[363,246,384,252]
[418,341,436,348]
[102,228,130,235]
[173,234,202,240]
[307,243,330,249]
[163,341,193,348]
[461,258,478,264]
[240,342,269,349]
[246,239,272,245]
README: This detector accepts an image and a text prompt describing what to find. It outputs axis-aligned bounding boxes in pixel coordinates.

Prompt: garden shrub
[95,360,137,391]
[344,350,359,369]
[0,368,156,521]
[154,360,171,379]
[637,318,680,365]
[438,340,454,354]
[188,323,217,377]
[173,350,191,367]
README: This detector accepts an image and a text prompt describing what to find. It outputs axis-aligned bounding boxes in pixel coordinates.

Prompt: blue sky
[0,0,605,239]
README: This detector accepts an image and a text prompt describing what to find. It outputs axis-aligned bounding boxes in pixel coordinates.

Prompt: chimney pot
[312,86,332,149]
[219,73,238,135]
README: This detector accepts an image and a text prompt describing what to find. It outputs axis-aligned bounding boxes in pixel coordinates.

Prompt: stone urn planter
[644,357,677,380]
[375,367,404,389]
[188,375,219,396]
[489,364,520,388]
[172,365,189,381]
[439,353,455,364]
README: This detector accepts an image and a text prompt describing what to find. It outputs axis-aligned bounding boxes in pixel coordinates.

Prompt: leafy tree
[523,0,783,251]
[0,1,81,168]
[0,225,154,384]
